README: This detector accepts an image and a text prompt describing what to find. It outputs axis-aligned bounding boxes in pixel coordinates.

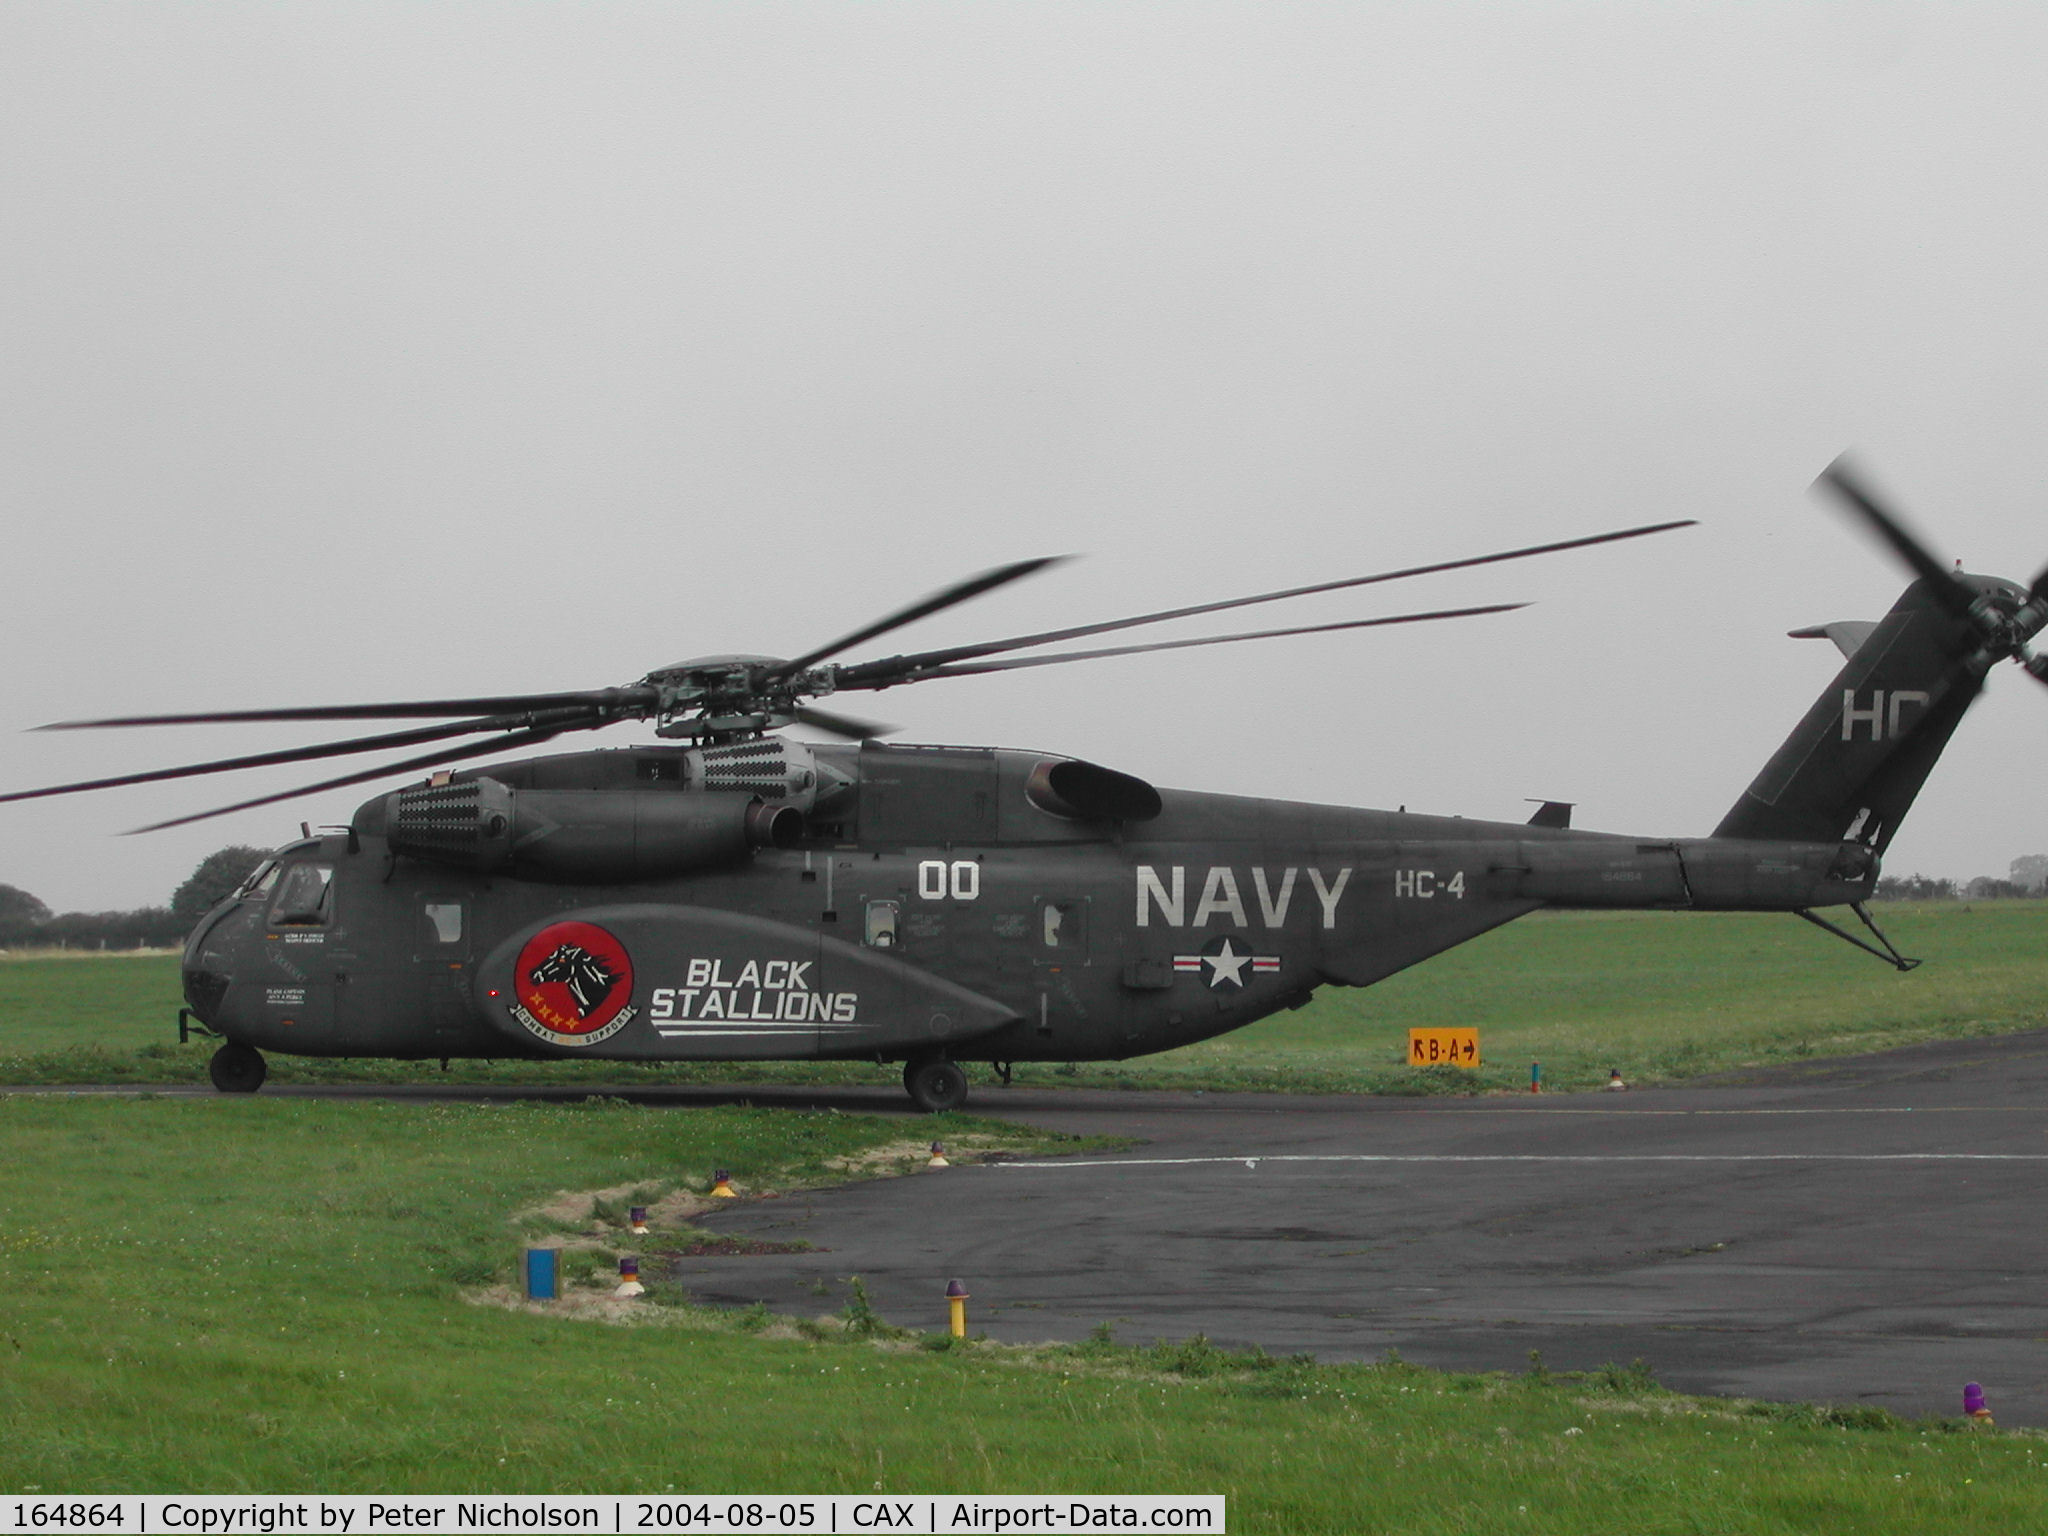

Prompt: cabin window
[423,902,464,944]
[238,861,280,899]
[268,864,333,927]
[1037,897,1088,954]
[865,899,900,949]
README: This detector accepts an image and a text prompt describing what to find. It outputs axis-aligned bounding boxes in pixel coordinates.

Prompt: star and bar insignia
[1172,935,1281,991]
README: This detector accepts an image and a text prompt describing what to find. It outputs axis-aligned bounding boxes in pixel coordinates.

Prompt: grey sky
[3,4,2046,912]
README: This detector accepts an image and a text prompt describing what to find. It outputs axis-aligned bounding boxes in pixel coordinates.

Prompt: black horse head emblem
[528,943,619,1018]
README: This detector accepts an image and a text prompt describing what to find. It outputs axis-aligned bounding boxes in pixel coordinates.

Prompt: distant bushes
[0,845,268,952]
[1873,856,2048,901]
[0,905,187,951]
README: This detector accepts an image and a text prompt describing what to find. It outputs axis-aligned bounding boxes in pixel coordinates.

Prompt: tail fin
[1714,577,1990,852]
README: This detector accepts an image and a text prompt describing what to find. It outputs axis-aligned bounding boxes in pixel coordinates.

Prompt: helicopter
[7,460,2045,1111]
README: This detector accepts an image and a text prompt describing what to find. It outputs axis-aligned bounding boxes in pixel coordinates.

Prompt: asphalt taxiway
[678,1031,2048,1427]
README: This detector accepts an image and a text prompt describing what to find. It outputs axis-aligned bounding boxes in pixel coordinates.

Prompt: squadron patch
[510,921,638,1047]
[1172,935,1280,992]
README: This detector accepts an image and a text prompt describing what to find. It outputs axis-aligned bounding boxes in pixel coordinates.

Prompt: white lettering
[919,859,982,900]
[1194,867,1248,928]
[1392,868,1441,901]
[652,970,851,1025]
[1252,867,1296,927]
[1136,865,1185,927]
[1447,869,1466,898]
[1842,689,1884,742]
[1889,689,1929,738]
[1309,867,1353,927]
[685,957,712,988]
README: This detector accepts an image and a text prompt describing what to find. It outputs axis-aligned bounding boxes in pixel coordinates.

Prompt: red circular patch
[513,921,636,1037]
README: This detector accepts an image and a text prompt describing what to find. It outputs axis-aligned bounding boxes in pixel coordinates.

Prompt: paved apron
[680,1033,2048,1427]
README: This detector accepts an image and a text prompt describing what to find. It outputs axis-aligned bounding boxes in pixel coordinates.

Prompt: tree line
[0,846,268,950]
[1864,854,2046,902]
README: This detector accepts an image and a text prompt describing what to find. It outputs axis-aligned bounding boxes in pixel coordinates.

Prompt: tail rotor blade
[1814,457,1977,619]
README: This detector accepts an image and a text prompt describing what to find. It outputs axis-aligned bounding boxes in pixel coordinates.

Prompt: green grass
[0,951,183,1055]
[1106,901,2048,1094]
[4,904,2046,1094]
[2,1094,2044,1529]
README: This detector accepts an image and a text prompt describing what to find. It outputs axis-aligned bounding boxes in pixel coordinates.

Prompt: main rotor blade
[123,724,576,835]
[769,556,1067,680]
[833,521,1692,689]
[904,604,1530,679]
[37,687,658,731]
[790,705,898,740]
[1813,458,1976,619]
[1,707,608,806]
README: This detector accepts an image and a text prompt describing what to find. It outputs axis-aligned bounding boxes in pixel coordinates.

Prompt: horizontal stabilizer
[1787,620,1878,660]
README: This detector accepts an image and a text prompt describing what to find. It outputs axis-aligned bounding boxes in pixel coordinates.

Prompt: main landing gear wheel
[208,1042,267,1094]
[903,1058,968,1114]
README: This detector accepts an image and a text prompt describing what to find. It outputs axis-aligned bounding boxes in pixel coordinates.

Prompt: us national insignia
[510,920,638,1046]
[1172,935,1280,992]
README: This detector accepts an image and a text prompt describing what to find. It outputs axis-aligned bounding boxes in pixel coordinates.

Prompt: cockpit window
[268,864,334,927]
[239,861,280,899]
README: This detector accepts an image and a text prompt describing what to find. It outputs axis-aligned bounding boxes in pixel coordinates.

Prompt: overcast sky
[4,3,2047,913]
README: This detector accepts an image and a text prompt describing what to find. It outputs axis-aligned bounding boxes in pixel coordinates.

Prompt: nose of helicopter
[181,959,232,1025]
[180,923,233,1026]
[179,897,254,1032]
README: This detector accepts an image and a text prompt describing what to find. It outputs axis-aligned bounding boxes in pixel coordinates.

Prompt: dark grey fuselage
[181,739,1872,1069]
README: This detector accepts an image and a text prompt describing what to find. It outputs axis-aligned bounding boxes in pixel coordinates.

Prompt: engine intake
[384,777,794,882]
[1025,758,1163,823]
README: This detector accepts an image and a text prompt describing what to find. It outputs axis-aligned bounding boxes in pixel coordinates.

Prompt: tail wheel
[208,1042,267,1094]
[903,1057,968,1114]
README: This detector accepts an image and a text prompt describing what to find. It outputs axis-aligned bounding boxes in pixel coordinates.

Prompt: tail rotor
[1815,456,2048,674]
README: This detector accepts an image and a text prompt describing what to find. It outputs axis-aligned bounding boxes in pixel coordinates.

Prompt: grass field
[5,902,2045,1094]
[3,1093,2045,1530]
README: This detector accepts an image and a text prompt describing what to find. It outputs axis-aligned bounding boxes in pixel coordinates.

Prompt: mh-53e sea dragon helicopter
[8,461,2045,1110]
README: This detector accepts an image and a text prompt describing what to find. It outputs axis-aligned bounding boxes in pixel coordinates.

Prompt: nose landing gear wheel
[903,1057,968,1114]
[208,1042,267,1094]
